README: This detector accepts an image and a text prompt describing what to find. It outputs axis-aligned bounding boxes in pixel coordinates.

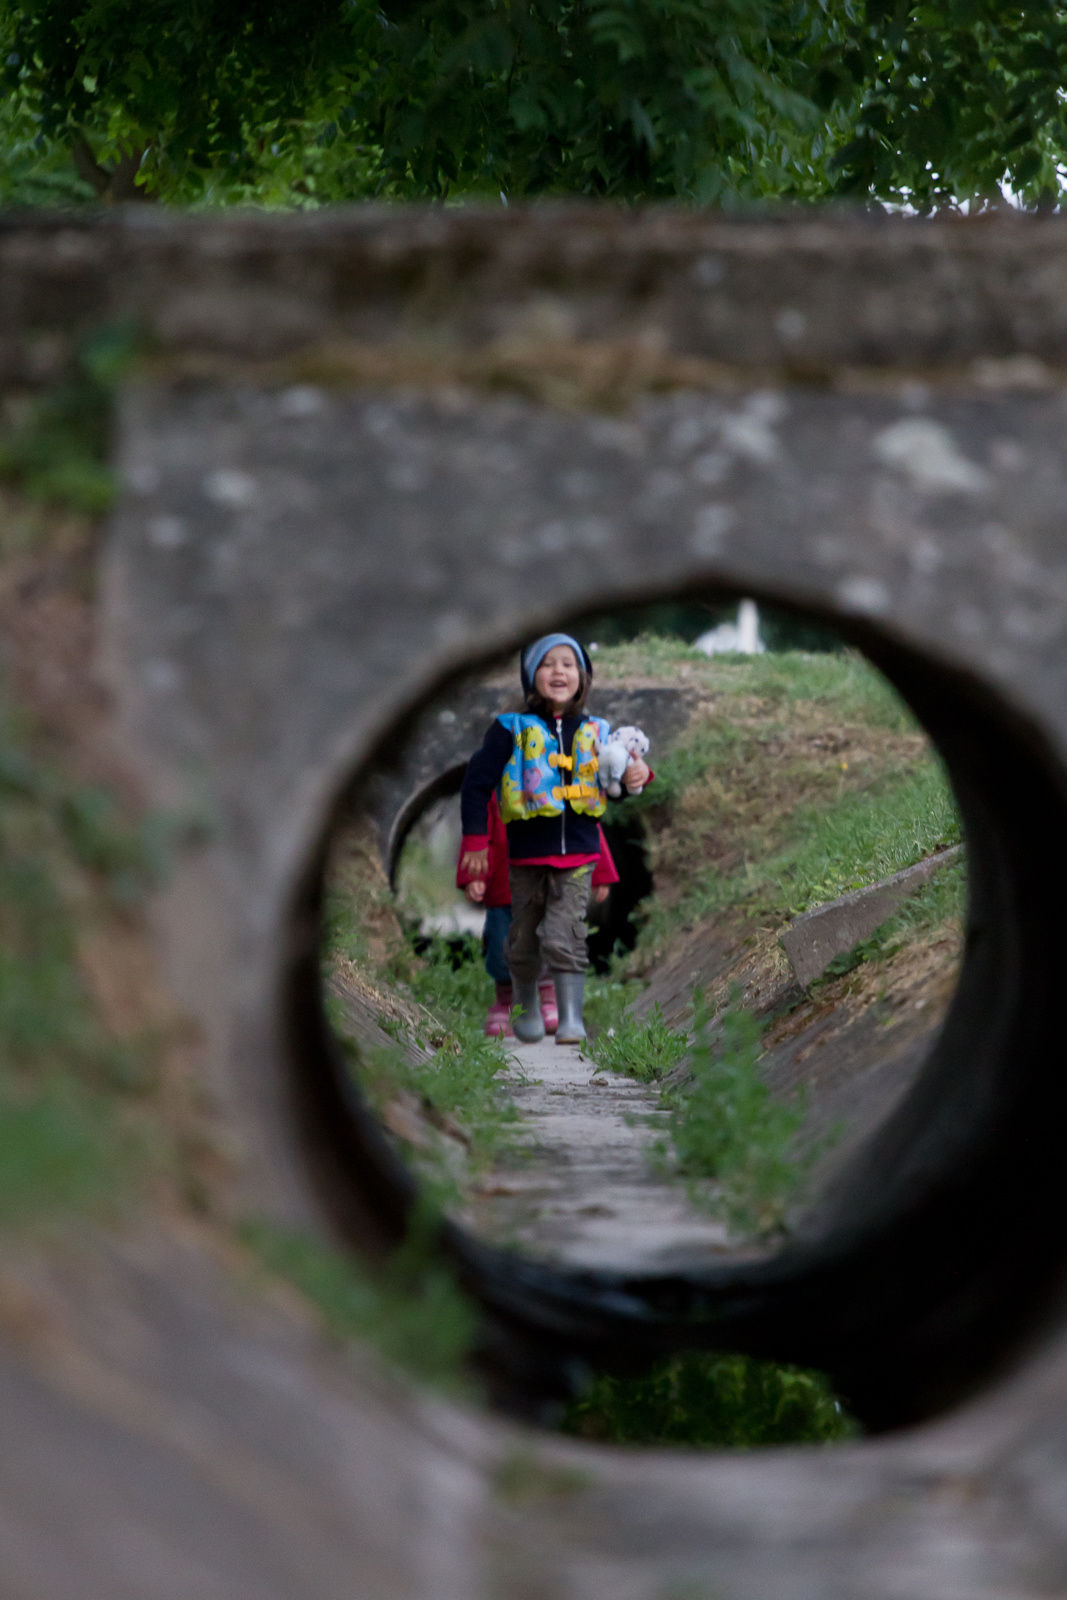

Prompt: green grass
[592,637,916,730]
[562,1350,858,1447]
[406,934,492,1029]
[609,715,748,818]
[323,831,522,1178]
[661,994,808,1237]
[586,1000,689,1083]
[881,855,966,940]
[638,754,960,930]
[602,642,962,950]
[582,972,634,1038]
[588,976,815,1239]
[326,932,519,1202]
[767,763,960,916]
[591,989,809,1239]
[383,941,520,1167]
[320,834,392,973]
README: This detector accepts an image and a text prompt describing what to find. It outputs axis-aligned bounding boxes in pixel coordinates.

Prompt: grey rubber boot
[511,978,545,1044]
[553,972,587,1044]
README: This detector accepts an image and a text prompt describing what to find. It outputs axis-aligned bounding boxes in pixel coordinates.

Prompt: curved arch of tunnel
[385,761,468,891]
[288,586,1067,1436]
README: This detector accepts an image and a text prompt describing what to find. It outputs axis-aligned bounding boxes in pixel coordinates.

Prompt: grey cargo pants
[504,863,592,983]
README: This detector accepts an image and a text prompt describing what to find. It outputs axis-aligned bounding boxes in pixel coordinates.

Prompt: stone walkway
[468,1033,734,1271]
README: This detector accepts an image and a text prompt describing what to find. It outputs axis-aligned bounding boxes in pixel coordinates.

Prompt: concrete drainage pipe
[6,208,1067,1595]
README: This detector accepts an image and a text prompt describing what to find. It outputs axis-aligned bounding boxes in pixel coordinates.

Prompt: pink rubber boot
[485,984,514,1037]
[539,979,559,1035]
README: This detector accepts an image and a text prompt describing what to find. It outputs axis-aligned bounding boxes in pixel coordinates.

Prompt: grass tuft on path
[585,1001,689,1083]
[659,993,808,1237]
[588,988,810,1238]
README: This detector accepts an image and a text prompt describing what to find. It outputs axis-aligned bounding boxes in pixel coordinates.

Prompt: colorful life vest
[497,712,610,823]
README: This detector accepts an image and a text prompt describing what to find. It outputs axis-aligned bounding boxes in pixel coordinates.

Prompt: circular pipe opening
[285,593,1067,1433]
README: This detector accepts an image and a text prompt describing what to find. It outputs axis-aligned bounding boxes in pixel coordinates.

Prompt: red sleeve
[456,834,490,887]
[456,793,513,905]
[592,824,620,886]
[484,793,512,904]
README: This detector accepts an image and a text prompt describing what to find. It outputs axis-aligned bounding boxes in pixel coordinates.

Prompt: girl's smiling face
[535,645,581,712]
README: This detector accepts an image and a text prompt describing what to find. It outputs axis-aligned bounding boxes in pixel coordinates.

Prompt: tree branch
[71,136,151,202]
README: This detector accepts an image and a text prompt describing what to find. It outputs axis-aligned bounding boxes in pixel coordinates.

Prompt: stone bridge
[0,207,1065,1598]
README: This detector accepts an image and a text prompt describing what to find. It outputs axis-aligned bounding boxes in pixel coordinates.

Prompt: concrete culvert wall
[5,208,1067,1596]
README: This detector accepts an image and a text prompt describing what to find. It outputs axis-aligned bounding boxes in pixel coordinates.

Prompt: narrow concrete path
[469,1034,733,1271]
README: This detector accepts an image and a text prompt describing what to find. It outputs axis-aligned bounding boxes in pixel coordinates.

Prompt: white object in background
[693,599,766,657]
[420,904,487,938]
[736,598,763,653]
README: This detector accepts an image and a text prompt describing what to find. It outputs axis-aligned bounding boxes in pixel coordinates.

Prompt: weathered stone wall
[4,206,1067,1596]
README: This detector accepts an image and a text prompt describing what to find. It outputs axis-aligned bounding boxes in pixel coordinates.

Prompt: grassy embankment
[592,633,960,942]
[585,635,965,1238]
[324,816,521,1210]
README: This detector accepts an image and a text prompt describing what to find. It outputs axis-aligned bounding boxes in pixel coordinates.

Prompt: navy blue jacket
[461,714,609,862]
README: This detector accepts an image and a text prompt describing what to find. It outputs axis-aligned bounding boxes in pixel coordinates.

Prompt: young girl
[458,634,650,1045]
[460,788,619,1037]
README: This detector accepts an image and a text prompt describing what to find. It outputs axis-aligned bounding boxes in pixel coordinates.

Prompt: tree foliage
[2,0,1067,209]
[344,0,825,200]
[821,0,1067,207]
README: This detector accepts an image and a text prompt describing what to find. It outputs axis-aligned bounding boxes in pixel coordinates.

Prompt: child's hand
[460,849,489,878]
[623,757,650,791]
[464,880,486,904]
[592,885,611,903]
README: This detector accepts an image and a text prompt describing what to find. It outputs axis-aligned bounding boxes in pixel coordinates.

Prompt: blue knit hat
[521,633,593,697]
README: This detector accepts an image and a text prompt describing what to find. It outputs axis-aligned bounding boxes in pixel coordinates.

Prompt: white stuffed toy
[598,725,651,799]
